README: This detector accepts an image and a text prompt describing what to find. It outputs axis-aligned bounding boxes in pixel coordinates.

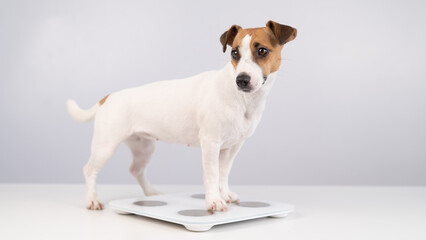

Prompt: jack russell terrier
[67,20,297,211]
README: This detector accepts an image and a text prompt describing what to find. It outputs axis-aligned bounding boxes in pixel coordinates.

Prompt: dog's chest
[221,111,261,148]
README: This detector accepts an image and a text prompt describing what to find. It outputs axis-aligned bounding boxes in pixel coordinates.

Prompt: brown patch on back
[99,95,109,106]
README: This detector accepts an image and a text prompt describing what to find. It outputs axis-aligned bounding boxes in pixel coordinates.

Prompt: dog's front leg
[219,142,243,203]
[201,139,228,211]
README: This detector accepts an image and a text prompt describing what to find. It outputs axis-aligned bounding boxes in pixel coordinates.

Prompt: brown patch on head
[220,20,297,77]
[220,25,242,53]
[266,20,297,45]
[99,95,109,106]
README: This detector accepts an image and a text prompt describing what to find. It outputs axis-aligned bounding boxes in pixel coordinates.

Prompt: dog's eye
[257,47,269,57]
[231,49,240,60]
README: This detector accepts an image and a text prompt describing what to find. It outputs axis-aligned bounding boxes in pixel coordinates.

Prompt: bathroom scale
[109,191,295,231]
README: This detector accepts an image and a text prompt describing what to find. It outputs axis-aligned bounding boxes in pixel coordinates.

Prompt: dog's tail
[66,95,109,122]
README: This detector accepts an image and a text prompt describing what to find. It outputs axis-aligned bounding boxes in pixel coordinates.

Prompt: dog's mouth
[238,87,252,93]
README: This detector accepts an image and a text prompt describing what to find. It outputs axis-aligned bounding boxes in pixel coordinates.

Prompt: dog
[66,20,296,211]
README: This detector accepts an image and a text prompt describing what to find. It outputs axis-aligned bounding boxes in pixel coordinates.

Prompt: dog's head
[220,20,297,93]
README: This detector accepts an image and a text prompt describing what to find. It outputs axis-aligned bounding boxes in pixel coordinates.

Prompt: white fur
[68,44,278,211]
[66,99,99,122]
[236,35,265,93]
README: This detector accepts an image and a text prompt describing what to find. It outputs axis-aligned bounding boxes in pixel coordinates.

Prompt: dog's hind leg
[126,135,160,196]
[83,125,124,210]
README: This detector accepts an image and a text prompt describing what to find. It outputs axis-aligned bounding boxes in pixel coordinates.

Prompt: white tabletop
[1,184,425,240]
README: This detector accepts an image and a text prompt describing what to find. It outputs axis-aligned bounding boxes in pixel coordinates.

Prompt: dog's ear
[266,20,297,45]
[220,25,242,53]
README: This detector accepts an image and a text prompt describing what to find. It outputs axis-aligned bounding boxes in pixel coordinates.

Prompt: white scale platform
[109,192,295,232]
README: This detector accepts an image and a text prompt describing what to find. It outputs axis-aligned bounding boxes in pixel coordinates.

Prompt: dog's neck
[220,63,277,119]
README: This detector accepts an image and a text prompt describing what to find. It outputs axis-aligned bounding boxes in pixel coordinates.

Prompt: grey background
[1,0,425,185]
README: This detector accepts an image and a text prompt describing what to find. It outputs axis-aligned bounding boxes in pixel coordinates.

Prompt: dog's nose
[236,73,251,88]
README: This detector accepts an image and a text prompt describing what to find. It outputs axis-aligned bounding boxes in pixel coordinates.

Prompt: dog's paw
[205,193,228,211]
[86,198,104,210]
[220,188,239,203]
[144,186,162,196]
